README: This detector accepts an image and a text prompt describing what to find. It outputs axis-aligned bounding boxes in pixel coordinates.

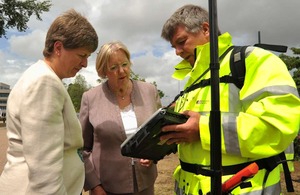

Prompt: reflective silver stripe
[228,83,242,112]
[174,180,196,195]
[285,142,294,154]
[233,46,254,62]
[174,180,182,195]
[242,85,299,103]
[223,114,241,155]
[239,181,281,195]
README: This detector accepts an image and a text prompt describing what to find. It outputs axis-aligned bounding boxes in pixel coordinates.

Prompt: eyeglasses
[108,62,130,72]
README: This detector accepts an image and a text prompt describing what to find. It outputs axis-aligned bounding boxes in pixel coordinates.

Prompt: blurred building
[0,82,11,117]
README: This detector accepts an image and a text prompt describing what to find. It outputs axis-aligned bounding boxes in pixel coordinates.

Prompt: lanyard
[166,46,234,108]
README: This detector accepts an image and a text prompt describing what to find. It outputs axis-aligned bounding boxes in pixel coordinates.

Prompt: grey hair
[161,4,216,41]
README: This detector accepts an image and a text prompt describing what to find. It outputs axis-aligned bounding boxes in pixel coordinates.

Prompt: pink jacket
[80,80,161,194]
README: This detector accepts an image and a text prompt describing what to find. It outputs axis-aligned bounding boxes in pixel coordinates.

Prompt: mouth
[183,55,191,61]
[184,55,195,64]
[119,76,127,80]
[75,67,81,72]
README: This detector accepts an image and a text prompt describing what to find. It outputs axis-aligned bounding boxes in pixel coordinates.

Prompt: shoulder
[133,80,156,90]
[14,61,64,93]
[83,84,103,97]
[245,46,286,71]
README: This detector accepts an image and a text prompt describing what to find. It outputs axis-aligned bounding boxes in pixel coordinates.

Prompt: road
[0,125,7,173]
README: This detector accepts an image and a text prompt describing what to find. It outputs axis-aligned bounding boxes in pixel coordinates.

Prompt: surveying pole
[208,0,222,194]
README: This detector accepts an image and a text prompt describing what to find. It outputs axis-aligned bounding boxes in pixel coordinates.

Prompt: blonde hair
[96,41,131,79]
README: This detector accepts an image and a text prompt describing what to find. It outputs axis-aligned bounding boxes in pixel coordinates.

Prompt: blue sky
[1,0,300,105]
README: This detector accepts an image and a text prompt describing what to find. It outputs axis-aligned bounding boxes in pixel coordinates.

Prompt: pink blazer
[80,80,162,194]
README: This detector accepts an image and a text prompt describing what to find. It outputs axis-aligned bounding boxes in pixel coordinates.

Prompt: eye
[109,65,118,71]
[178,39,186,46]
[122,62,129,68]
[78,54,89,59]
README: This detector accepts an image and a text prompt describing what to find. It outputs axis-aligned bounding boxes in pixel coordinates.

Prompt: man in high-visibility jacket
[160,4,300,195]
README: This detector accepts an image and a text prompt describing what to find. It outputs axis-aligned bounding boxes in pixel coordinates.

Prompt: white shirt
[120,103,137,137]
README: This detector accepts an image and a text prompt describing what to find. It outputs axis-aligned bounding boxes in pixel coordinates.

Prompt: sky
[1,0,300,105]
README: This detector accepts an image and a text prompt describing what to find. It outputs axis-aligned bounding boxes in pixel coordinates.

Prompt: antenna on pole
[255,31,288,53]
[208,0,222,194]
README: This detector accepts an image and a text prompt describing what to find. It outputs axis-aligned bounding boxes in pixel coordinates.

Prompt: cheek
[67,56,81,64]
[125,68,131,75]
[106,72,117,80]
[183,44,196,54]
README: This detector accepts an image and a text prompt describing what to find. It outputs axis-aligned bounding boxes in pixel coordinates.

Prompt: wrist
[92,184,102,190]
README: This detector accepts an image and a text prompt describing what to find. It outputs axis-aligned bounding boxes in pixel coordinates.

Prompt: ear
[202,22,210,36]
[53,41,63,55]
[201,22,210,41]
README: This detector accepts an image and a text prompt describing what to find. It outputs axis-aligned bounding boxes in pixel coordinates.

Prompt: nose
[118,65,125,73]
[175,46,183,56]
[81,58,88,68]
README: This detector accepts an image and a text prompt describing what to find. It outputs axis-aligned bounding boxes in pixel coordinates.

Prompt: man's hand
[160,110,200,144]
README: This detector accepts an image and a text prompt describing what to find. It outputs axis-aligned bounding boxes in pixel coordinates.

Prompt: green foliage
[291,47,300,55]
[279,48,300,95]
[130,71,146,82]
[279,48,300,160]
[67,74,90,112]
[130,71,165,98]
[150,81,165,99]
[0,0,51,38]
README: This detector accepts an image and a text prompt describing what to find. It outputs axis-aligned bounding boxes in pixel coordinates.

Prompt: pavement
[0,124,7,173]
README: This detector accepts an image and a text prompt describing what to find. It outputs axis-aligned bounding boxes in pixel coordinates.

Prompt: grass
[154,153,179,194]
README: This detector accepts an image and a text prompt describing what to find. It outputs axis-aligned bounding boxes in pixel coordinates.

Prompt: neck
[108,80,132,100]
[44,58,62,79]
[119,87,128,100]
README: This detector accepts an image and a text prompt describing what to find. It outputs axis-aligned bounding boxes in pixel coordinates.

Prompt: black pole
[208,0,222,194]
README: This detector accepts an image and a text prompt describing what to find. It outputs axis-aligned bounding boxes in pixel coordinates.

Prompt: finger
[166,138,183,145]
[162,123,185,132]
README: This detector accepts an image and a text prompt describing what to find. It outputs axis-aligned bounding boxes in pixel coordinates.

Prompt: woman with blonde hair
[80,41,161,195]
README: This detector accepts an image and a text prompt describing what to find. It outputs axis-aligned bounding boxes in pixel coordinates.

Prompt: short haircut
[161,4,211,41]
[43,9,98,57]
[96,41,131,79]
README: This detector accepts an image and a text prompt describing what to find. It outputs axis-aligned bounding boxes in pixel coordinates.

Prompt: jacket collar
[172,32,233,81]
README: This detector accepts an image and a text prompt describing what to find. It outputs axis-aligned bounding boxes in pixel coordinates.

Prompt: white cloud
[1,0,300,104]
[9,29,46,60]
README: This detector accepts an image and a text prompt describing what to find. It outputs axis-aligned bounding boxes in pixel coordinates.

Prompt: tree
[279,47,300,95]
[279,48,300,160]
[0,0,51,38]
[67,74,90,112]
[130,71,165,98]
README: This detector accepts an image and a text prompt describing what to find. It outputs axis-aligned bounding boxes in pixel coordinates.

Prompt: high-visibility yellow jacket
[172,32,300,195]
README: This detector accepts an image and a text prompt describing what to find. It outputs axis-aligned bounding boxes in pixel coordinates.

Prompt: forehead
[108,50,128,64]
[67,47,91,55]
[170,25,189,45]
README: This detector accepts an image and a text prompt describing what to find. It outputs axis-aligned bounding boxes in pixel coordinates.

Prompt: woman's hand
[90,185,107,195]
[139,159,152,167]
